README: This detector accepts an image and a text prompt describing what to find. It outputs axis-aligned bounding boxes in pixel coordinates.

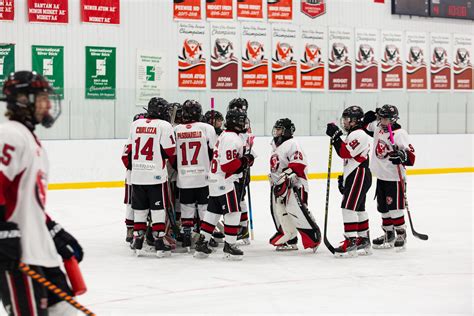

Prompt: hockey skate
[334,237,357,258]
[194,236,212,259]
[394,229,407,252]
[125,227,133,243]
[145,226,154,246]
[155,238,172,258]
[372,229,395,249]
[208,237,219,252]
[223,242,243,261]
[236,226,250,246]
[275,237,298,251]
[356,236,372,256]
[182,228,192,252]
[131,231,145,257]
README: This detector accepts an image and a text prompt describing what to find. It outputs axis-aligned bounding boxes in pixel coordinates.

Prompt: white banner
[300,26,326,91]
[355,29,379,91]
[271,24,298,90]
[452,34,473,90]
[136,51,165,107]
[406,32,428,90]
[241,22,269,89]
[210,23,239,90]
[430,33,452,90]
[381,30,404,90]
[328,27,353,91]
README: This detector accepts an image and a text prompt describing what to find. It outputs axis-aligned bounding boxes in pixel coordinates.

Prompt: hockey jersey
[0,121,59,267]
[336,128,371,183]
[175,122,217,189]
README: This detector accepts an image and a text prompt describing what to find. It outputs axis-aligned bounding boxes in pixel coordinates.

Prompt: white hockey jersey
[208,130,244,197]
[366,121,415,181]
[269,138,309,192]
[0,121,59,267]
[175,122,217,189]
[126,118,176,185]
[341,129,371,182]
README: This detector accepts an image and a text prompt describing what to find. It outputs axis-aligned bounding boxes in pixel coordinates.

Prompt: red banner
[0,0,14,21]
[328,28,353,91]
[178,23,207,89]
[28,0,68,23]
[430,50,451,90]
[268,0,292,21]
[453,35,473,90]
[173,0,201,20]
[301,0,325,19]
[210,24,238,90]
[81,0,120,24]
[237,0,263,20]
[241,23,269,89]
[206,0,233,20]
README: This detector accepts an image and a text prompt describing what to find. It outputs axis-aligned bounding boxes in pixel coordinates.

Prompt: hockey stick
[246,182,254,240]
[18,263,96,316]
[387,124,428,241]
[323,140,335,254]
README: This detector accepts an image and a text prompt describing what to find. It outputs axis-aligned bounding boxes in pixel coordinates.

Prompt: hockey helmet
[182,99,202,123]
[227,98,248,113]
[272,118,295,146]
[225,109,247,133]
[378,104,399,123]
[146,97,169,119]
[341,105,364,132]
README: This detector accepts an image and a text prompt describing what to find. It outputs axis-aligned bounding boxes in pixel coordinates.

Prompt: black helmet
[146,97,169,119]
[2,70,61,129]
[225,109,247,133]
[341,105,364,132]
[272,118,295,146]
[227,98,248,113]
[182,99,202,123]
[202,110,224,126]
[133,112,146,122]
[378,104,399,122]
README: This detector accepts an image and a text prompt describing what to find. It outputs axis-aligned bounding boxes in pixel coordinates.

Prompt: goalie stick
[323,140,336,254]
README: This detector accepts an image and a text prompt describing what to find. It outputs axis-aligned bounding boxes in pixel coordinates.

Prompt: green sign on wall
[0,44,15,95]
[32,45,64,99]
[85,46,116,99]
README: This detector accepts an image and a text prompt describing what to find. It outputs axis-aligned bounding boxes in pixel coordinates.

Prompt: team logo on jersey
[270,154,280,172]
[375,139,390,159]
[386,196,393,205]
[35,170,47,210]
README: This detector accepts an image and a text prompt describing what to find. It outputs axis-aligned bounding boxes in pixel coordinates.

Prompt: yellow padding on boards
[47,167,473,191]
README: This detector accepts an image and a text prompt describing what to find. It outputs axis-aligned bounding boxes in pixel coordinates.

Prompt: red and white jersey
[236,131,257,180]
[126,118,176,185]
[0,121,59,267]
[270,138,309,192]
[208,131,244,196]
[341,129,371,181]
[366,121,416,181]
[175,122,217,189]
[121,143,132,185]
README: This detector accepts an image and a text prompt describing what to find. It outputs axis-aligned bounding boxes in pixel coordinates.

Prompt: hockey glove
[273,176,290,199]
[388,149,408,165]
[47,221,84,262]
[363,109,379,125]
[325,123,343,140]
[0,221,21,271]
[243,154,255,167]
[235,154,255,174]
[337,175,344,195]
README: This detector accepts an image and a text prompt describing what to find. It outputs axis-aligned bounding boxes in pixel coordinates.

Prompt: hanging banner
[300,26,325,91]
[0,0,14,21]
[268,0,292,21]
[210,23,238,90]
[81,0,120,24]
[0,44,14,94]
[328,27,353,91]
[381,30,403,90]
[136,51,165,107]
[85,46,116,99]
[178,22,207,89]
[241,23,269,89]
[173,0,201,20]
[271,24,298,90]
[206,0,233,20]
[406,32,428,90]
[453,34,473,90]
[28,0,68,23]
[32,45,64,99]
[237,0,263,20]
[300,0,325,19]
[355,29,379,91]
[430,33,451,90]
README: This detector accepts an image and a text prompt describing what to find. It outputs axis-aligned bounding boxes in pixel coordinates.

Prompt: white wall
[43,134,474,184]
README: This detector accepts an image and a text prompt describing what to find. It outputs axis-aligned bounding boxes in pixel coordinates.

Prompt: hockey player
[175,100,217,250]
[202,109,224,136]
[269,118,321,251]
[326,106,372,257]
[127,97,177,257]
[363,104,415,250]
[194,110,254,260]
[0,71,83,315]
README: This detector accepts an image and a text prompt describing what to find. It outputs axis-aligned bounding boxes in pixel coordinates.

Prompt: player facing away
[364,104,415,251]
[194,110,254,260]
[127,97,177,257]
[175,100,217,251]
[269,118,321,252]
[202,109,224,136]
[326,106,372,257]
[0,71,84,315]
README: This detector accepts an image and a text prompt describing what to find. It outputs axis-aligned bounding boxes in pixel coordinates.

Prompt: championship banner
[453,34,473,90]
[32,45,64,99]
[381,30,403,90]
[241,22,269,89]
[268,0,292,21]
[328,27,353,91]
[28,0,68,23]
[85,46,116,99]
[0,44,14,95]
[173,0,201,20]
[406,32,428,90]
[355,29,379,91]
[210,23,238,90]
[300,0,325,19]
[206,0,233,20]
[136,51,165,107]
[271,24,298,90]
[300,26,325,90]
[81,0,120,24]
[430,33,451,90]
[0,0,14,21]
[237,0,263,20]
[178,22,207,89]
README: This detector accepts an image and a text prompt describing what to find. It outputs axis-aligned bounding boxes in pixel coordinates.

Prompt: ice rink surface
[3,174,472,315]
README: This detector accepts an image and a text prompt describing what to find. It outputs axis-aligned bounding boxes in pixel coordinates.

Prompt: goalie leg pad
[287,190,321,249]
[273,196,298,245]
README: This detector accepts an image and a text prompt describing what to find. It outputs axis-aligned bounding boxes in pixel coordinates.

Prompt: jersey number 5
[0,144,15,166]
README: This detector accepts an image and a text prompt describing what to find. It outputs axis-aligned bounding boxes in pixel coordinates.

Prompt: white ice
[2,174,472,315]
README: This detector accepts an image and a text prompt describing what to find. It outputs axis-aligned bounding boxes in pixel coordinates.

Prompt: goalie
[269,118,321,252]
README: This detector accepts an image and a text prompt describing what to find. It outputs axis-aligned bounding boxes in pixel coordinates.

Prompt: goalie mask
[272,118,295,147]
[341,105,364,133]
